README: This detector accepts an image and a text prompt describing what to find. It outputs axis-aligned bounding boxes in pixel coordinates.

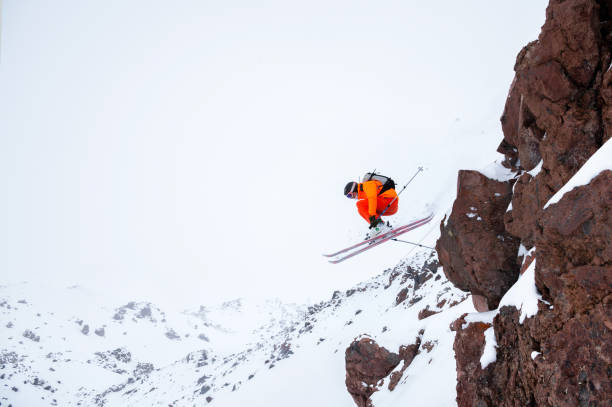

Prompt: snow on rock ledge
[448,0,612,403]
[544,138,612,209]
[453,168,612,406]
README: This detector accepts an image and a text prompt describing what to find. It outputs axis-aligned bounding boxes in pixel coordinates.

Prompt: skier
[344,172,398,238]
[325,168,426,263]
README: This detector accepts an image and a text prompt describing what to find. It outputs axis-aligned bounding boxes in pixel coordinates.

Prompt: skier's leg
[356,199,371,222]
[376,196,398,217]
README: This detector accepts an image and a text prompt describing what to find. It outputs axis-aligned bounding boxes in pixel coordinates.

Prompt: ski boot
[365,220,393,240]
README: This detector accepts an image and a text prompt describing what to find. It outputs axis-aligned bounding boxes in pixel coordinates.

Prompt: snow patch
[498,258,541,323]
[464,310,496,326]
[545,139,612,209]
[480,327,497,369]
[506,178,519,212]
[479,160,517,182]
[527,160,543,177]
[461,250,543,372]
[531,351,541,360]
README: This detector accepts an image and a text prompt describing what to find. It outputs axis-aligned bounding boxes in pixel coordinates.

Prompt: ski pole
[368,168,376,181]
[390,238,434,249]
[378,166,424,218]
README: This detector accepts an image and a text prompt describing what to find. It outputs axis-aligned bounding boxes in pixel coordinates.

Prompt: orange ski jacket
[357,180,398,217]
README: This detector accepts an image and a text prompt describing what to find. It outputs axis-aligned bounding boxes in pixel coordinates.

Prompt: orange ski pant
[356,196,398,223]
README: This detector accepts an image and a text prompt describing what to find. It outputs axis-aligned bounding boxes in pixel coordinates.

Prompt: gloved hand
[369,216,380,229]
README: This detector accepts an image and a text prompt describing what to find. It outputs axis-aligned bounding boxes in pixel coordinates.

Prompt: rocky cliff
[436,0,612,405]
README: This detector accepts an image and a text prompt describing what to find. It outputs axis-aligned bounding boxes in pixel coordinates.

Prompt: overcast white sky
[0,0,547,309]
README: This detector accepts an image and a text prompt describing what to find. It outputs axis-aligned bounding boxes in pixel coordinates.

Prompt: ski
[323,213,434,263]
[322,214,433,258]
[328,215,433,264]
[328,214,433,264]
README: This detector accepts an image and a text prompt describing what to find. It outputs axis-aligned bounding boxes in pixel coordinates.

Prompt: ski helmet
[344,182,358,198]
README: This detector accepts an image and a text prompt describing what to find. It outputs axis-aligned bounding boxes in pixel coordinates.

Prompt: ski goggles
[345,181,358,198]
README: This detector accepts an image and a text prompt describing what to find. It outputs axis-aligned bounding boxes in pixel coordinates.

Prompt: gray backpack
[362,172,396,195]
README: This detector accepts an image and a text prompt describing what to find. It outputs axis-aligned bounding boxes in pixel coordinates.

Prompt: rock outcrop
[536,170,612,318]
[345,335,423,407]
[387,341,420,391]
[501,0,610,247]
[442,1,612,405]
[454,171,612,407]
[436,170,520,309]
[452,317,494,407]
[345,338,401,407]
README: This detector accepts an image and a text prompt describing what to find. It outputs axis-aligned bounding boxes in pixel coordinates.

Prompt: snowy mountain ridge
[1,248,472,406]
[0,283,305,406]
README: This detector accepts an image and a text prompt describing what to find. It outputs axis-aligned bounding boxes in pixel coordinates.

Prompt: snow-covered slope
[0,249,473,407]
[0,284,304,406]
[8,157,562,407]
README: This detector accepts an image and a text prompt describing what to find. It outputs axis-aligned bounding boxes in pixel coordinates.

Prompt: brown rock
[421,341,436,353]
[519,249,536,275]
[344,334,423,404]
[516,102,545,171]
[395,288,408,306]
[450,313,468,332]
[459,303,612,407]
[398,341,420,366]
[504,172,553,247]
[384,270,401,289]
[388,340,421,391]
[387,371,403,392]
[500,77,522,148]
[499,0,609,239]
[509,0,605,189]
[417,306,439,320]
[436,170,520,309]
[499,78,522,170]
[601,61,612,143]
[536,0,602,88]
[533,305,612,406]
[536,170,612,318]
[345,338,400,407]
[471,294,489,312]
[497,138,519,169]
[454,171,612,406]
[452,1,612,404]
[454,320,493,407]
[537,101,601,190]
[501,77,546,172]
[449,297,467,308]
